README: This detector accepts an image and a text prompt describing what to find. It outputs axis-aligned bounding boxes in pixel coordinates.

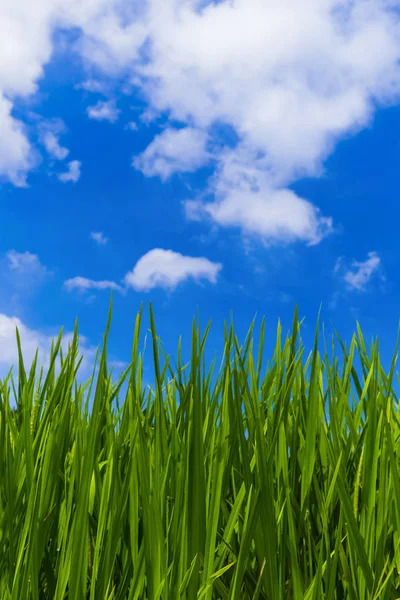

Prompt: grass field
[1,304,400,599]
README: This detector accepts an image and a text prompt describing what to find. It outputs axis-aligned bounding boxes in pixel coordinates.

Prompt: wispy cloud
[342,252,382,292]
[38,119,70,161]
[64,277,122,293]
[58,160,81,183]
[87,100,120,123]
[7,250,48,275]
[76,80,106,94]
[124,248,222,292]
[4,250,51,292]
[126,121,138,131]
[42,131,69,160]
[0,251,51,311]
[90,231,108,245]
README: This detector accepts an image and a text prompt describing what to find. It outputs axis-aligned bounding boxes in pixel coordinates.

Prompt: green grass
[1,303,400,599]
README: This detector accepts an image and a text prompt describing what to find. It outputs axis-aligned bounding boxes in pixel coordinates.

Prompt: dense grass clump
[1,305,400,599]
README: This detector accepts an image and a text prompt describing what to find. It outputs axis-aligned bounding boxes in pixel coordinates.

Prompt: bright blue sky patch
[1,0,400,380]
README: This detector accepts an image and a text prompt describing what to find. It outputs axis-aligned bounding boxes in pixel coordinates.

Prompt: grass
[1,303,400,598]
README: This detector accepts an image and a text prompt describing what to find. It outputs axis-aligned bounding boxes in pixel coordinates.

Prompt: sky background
[1,0,400,380]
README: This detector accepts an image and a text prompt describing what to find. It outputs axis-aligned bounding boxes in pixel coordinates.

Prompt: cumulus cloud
[3,0,400,247]
[64,248,222,295]
[0,96,33,186]
[58,160,81,183]
[185,147,333,245]
[87,100,120,123]
[137,0,400,172]
[0,0,56,185]
[342,251,382,291]
[64,276,122,292]
[126,0,400,244]
[0,0,145,185]
[0,313,97,375]
[124,248,222,291]
[0,313,128,381]
[90,231,108,245]
[133,127,211,180]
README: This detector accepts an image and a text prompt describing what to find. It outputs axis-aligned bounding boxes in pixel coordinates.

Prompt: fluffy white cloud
[0,95,33,186]
[0,313,97,375]
[124,248,222,291]
[0,0,57,184]
[187,189,331,246]
[87,100,120,123]
[58,160,81,183]
[90,231,108,245]
[0,312,128,380]
[133,127,211,180]
[0,0,145,185]
[185,146,333,245]
[64,248,222,295]
[138,0,400,172]
[342,251,382,291]
[3,0,400,247]
[127,0,400,244]
[64,276,122,292]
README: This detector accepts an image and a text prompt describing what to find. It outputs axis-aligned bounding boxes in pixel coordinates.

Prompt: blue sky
[1,0,400,380]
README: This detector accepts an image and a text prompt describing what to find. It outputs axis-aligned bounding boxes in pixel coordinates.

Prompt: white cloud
[133,127,211,180]
[124,248,222,291]
[123,0,400,244]
[0,95,33,186]
[2,250,50,299]
[76,79,106,94]
[58,160,81,183]
[126,121,138,131]
[64,248,222,295]
[0,313,96,375]
[38,117,70,158]
[42,131,69,160]
[87,100,120,123]
[0,312,127,381]
[0,0,146,186]
[343,251,382,291]
[138,1,400,172]
[187,189,331,246]
[90,231,108,245]
[64,276,122,292]
[7,250,47,274]
[2,0,400,250]
[185,147,333,245]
